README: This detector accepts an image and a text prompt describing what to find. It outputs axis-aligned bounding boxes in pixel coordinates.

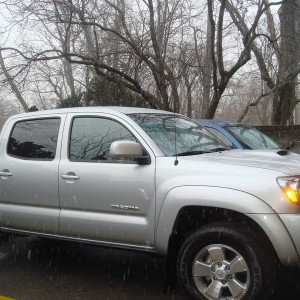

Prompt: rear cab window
[7,118,61,160]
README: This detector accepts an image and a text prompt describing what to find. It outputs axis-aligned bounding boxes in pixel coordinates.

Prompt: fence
[255,125,300,149]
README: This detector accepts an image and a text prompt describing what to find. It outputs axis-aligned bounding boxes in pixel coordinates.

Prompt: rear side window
[7,118,61,160]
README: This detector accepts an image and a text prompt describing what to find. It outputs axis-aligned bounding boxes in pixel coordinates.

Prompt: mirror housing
[110,141,143,161]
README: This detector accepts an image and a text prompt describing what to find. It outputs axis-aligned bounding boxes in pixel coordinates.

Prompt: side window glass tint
[70,117,136,162]
[7,118,61,160]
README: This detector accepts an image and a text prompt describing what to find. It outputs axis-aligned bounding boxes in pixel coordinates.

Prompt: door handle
[61,174,80,180]
[0,170,13,177]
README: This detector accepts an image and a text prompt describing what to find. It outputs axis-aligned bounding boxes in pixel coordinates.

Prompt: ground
[0,235,299,300]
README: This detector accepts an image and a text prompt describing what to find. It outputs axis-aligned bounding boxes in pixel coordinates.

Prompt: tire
[177,222,277,300]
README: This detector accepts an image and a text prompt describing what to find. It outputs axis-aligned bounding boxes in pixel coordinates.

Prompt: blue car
[196,119,281,150]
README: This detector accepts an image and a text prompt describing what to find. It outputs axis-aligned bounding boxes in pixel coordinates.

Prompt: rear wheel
[177,222,277,300]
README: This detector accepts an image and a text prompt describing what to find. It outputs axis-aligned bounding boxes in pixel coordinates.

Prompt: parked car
[0,107,300,300]
[196,119,282,150]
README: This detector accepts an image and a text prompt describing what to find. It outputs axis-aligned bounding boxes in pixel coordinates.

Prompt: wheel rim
[192,244,250,300]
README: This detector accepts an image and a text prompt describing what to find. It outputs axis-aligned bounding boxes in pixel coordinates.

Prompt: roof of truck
[9,106,174,119]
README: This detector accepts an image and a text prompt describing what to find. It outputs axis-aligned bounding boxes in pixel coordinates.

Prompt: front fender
[155,185,299,265]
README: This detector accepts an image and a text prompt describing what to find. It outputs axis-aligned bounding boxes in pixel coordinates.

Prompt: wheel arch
[156,185,275,254]
[168,206,277,260]
[156,186,298,265]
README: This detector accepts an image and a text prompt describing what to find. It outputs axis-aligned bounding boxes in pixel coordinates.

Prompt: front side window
[7,118,61,160]
[69,117,136,162]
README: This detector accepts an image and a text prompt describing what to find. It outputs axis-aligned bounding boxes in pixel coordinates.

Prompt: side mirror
[110,140,143,161]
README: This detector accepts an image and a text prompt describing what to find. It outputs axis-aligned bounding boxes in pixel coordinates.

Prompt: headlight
[277,176,300,205]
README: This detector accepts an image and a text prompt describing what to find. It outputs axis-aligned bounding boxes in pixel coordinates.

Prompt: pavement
[0,235,299,300]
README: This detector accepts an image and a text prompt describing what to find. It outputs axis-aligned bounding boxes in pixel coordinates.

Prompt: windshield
[129,113,228,156]
[225,126,280,150]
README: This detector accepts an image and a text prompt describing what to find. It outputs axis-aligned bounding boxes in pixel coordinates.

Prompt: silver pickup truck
[0,107,299,300]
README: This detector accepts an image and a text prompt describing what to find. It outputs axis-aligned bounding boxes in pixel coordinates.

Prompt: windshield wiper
[175,150,206,156]
[175,147,228,157]
[207,147,228,153]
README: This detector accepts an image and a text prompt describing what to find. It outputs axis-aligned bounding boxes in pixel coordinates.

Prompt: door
[0,116,63,233]
[59,114,156,248]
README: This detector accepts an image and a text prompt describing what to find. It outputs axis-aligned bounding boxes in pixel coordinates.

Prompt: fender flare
[155,185,298,266]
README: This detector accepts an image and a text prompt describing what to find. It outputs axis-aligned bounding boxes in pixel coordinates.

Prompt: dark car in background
[196,119,281,150]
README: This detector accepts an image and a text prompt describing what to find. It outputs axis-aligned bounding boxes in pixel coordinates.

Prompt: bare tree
[1,0,293,124]
[204,0,282,119]
[227,0,300,124]
[0,0,179,110]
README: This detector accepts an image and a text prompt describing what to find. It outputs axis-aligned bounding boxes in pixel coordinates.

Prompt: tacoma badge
[111,204,139,211]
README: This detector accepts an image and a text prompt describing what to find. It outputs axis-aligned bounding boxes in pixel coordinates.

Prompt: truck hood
[180,149,300,175]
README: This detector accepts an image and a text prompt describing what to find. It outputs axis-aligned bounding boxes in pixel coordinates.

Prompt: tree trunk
[272,0,300,124]
[0,51,29,112]
[184,76,193,117]
[201,2,213,118]
[272,80,298,124]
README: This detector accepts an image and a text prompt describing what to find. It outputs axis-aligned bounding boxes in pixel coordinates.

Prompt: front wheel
[177,222,277,300]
